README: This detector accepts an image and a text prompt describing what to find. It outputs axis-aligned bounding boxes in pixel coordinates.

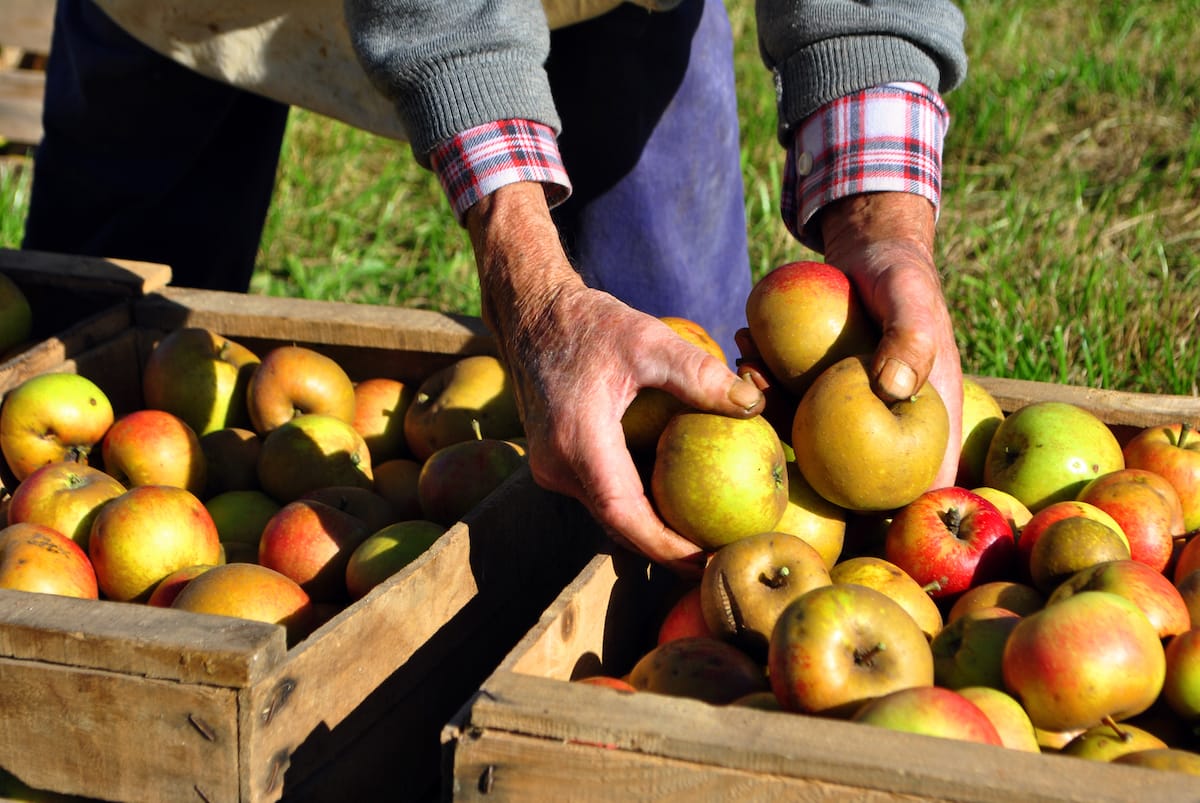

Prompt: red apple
[0,521,99,599]
[246,345,357,435]
[657,584,714,645]
[956,686,1040,753]
[1001,590,1166,732]
[257,498,372,603]
[1077,468,1186,573]
[87,485,222,602]
[352,377,415,463]
[100,409,207,495]
[171,562,315,647]
[743,260,878,397]
[146,563,215,608]
[768,583,934,717]
[851,686,1004,746]
[141,327,260,436]
[6,461,126,549]
[256,413,374,503]
[1123,422,1200,533]
[1047,559,1190,639]
[0,372,115,481]
[884,486,1018,600]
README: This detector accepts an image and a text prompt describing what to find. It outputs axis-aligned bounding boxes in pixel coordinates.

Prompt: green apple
[983,401,1123,514]
[402,355,523,461]
[650,411,788,551]
[344,519,447,600]
[0,272,33,356]
[142,327,260,436]
[828,555,943,640]
[930,606,1022,690]
[0,372,115,481]
[204,489,281,563]
[1061,720,1168,762]
[1162,627,1200,722]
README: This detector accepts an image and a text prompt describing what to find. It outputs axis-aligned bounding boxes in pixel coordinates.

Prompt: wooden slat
[0,0,55,53]
[0,248,173,296]
[972,374,1200,427]
[0,66,43,145]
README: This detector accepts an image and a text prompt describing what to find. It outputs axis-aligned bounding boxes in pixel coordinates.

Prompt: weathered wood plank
[0,0,55,53]
[0,67,43,145]
[972,374,1200,426]
[0,248,173,295]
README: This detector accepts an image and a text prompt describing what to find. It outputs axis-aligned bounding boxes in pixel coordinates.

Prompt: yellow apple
[0,372,115,481]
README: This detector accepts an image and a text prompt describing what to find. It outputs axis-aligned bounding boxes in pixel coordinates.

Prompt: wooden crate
[0,0,53,147]
[444,381,1200,802]
[0,286,604,802]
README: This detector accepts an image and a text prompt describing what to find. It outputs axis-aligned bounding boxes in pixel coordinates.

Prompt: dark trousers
[23,0,751,359]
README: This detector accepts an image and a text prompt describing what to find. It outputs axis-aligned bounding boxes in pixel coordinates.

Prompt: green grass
[2,0,1197,395]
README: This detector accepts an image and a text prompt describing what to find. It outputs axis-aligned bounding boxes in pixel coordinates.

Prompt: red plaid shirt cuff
[429,119,572,223]
[782,82,950,253]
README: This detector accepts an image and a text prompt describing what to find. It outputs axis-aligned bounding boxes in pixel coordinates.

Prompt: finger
[648,347,766,418]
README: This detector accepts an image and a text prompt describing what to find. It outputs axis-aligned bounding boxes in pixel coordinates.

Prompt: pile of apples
[597,261,1200,774]
[0,327,527,645]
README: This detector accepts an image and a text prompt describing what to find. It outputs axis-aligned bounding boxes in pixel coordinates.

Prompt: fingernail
[727,377,764,412]
[878,358,917,400]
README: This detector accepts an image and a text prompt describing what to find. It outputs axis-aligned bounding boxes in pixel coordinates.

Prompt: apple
[301,485,396,534]
[245,345,357,435]
[768,583,934,717]
[88,485,223,602]
[773,462,846,570]
[1113,748,1200,775]
[983,400,1124,514]
[827,555,943,640]
[627,636,768,705]
[343,519,446,600]
[1176,570,1200,626]
[141,327,260,436]
[656,584,714,644]
[1027,516,1131,595]
[417,436,527,527]
[621,316,727,454]
[146,563,215,608]
[884,486,1018,600]
[699,530,831,657]
[730,690,784,710]
[203,489,280,563]
[1001,590,1166,732]
[171,562,315,647]
[946,580,1045,623]
[100,408,207,495]
[402,355,523,461]
[0,272,33,356]
[929,606,1021,690]
[791,355,948,512]
[6,461,126,549]
[0,372,115,481]
[1077,468,1185,573]
[257,498,372,603]
[970,486,1033,537]
[352,377,415,463]
[1017,499,1128,580]
[1162,627,1200,721]
[956,686,1040,753]
[256,413,374,503]
[575,676,637,693]
[372,458,425,521]
[958,377,1005,488]
[1047,559,1190,639]
[0,521,99,599]
[1123,422,1200,533]
[1061,721,1169,762]
[850,686,1003,746]
[650,411,788,551]
[743,260,878,397]
[198,427,262,496]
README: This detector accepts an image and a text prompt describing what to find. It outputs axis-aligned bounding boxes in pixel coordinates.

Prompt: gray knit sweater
[343,0,967,161]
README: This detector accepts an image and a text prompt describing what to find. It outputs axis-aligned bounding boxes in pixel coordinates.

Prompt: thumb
[652,348,766,418]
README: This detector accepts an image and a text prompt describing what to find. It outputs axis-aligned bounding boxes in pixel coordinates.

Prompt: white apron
[92,0,668,141]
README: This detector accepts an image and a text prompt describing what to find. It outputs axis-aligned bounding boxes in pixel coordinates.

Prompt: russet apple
[1047,559,1190,639]
[792,355,948,512]
[203,489,280,564]
[100,408,207,495]
[0,272,33,356]
[884,486,1018,600]
[171,562,315,647]
[1001,590,1166,732]
[956,686,1040,752]
[958,377,1005,488]
[1017,499,1128,581]
[256,413,374,502]
[344,519,446,600]
[1123,422,1200,534]
[6,461,126,549]
[743,260,878,397]
[0,521,99,599]
[768,583,934,717]
[627,636,768,705]
[929,606,1021,690]
[352,377,415,463]
[199,427,262,496]
[622,316,727,454]
[257,498,372,603]
[0,372,115,481]
[1028,516,1131,595]
[773,462,846,570]
[983,401,1124,514]
[402,355,523,461]
[850,686,1003,746]
[88,485,223,602]
[372,457,424,521]
[417,436,527,527]
[246,345,357,435]
[650,411,788,551]
[1077,468,1185,574]
[141,327,260,436]
[946,580,1044,623]
[827,555,943,640]
[699,530,831,657]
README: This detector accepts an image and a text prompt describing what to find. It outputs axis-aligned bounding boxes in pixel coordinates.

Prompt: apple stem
[471,418,484,441]
[65,444,90,464]
[1180,422,1194,449]
[1101,715,1129,742]
[921,578,947,595]
[853,643,887,668]
[760,565,791,589]
[1175,528,1200,545]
